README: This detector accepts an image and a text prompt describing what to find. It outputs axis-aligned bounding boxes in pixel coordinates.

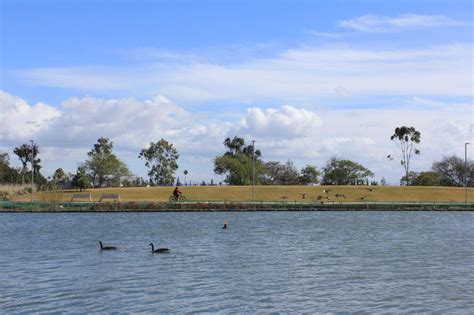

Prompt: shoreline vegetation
[1,201,473,212]
[1,185,473,211]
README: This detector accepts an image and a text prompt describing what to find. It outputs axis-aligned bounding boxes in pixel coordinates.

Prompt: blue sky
[0,0,472,184]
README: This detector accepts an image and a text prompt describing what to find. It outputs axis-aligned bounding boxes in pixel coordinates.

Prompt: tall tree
[14,143,40,185]
[85,137,130,187]
[139,139,179,186]
[214,136,264,185]
[299,165,320,185]
[184,169,189,185]
[322,157,374,185]
[390,126,421,186]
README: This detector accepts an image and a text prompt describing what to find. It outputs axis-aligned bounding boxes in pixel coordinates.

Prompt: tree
[260,160,301,185]
[0,152,20,184]
[71,166,91,191]
[214,136,264,185]
[322,157,374,185]
[410,171,440,186]
[390,126,421,186]
[14,143,40,185]
[299,165,320,185]
[432,155,474,187]
[184,170,188,185]
[139,139,179,186]
[85,137,130,187]
[279,160,301,185]
[260,161,284,185]
[52,168,69,189]
[400,171,418,186]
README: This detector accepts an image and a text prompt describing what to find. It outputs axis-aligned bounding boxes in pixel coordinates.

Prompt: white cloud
[0,91,472,184]
[14,44,473,103]
[0,91,60,141]
[339,14,465,32]
[0,91,232,178]
[236,105,323,138]
[308,30,343,38]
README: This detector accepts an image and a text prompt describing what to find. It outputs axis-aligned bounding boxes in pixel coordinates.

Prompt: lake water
[0,211,473,313]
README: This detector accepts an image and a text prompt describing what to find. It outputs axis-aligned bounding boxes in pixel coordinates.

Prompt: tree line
[0,126,472,190]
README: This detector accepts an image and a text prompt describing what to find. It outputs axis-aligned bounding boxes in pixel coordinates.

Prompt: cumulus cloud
[0,91,471,184]
[237,105,323,138]
[339,14,465,32]
[0,91,234,177]
[0,91,60,141]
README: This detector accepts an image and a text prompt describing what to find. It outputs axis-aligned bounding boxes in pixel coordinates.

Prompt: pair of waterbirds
[99,241,170,253]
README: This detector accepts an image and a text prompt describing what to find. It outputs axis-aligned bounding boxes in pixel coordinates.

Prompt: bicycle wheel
[179,196,187,201]
[169,196,176,202]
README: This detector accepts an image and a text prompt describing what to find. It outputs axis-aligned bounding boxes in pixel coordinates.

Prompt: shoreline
[1,201,473,212]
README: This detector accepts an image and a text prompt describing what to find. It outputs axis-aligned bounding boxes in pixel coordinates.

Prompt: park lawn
[17,185,474,203]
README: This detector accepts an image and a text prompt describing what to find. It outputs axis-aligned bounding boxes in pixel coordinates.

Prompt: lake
[1,211,473,313]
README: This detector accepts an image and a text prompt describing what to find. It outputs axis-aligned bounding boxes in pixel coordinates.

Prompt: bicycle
[169,194,187,202]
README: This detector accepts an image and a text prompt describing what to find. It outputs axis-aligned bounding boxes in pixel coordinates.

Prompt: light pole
[30,140,34,203]
[252,140,255,202]
[465,142,470,204]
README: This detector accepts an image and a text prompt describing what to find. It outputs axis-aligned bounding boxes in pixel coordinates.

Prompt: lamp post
[30,140,34,203]
[252,140,255,202]
[465,142,470,204]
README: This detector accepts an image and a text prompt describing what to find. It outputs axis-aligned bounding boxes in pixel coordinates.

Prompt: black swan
[149,243,170,253]
[99,241,117,250]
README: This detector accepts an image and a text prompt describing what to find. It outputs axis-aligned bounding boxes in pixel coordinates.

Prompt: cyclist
[173,186,182,200]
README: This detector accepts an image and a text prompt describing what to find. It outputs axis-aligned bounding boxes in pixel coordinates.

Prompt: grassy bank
[11,185,474,203]
[0,184,32,200]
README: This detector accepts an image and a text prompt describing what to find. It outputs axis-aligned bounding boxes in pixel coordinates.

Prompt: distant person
[173,186,182,199]
[222,220,228,229]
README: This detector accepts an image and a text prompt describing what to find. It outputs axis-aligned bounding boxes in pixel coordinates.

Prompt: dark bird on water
[149,243,170,253]
[99,241,117,250]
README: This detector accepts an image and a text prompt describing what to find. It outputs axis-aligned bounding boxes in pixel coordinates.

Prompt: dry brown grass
[0,184,32,200]
[14,185,474,203]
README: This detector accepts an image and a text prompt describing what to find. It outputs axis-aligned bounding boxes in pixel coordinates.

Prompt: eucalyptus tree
[432,155,474,187]
[322,157,374,185]
[299,165,320,185]
[85,137,130,187]
[72,166,91,191]
[13,143,41,185]
[389,126,421,186]
[139,139,179,186]
[214,136,264,185]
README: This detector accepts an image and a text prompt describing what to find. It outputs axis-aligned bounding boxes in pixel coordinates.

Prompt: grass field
[13,185,474,203]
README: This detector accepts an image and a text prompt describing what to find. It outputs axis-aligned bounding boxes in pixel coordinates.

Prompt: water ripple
[0,211,473,313]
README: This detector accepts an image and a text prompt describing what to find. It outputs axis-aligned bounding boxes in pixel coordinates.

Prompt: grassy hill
[16,185,474,203]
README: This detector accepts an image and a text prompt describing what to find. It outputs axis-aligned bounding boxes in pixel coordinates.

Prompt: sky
[0,0,473,184]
